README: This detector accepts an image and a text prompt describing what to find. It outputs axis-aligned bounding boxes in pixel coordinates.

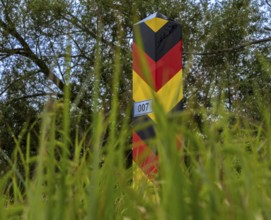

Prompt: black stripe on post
[133,21,182,61]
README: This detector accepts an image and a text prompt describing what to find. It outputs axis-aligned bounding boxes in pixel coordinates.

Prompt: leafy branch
[184,37,271,56]
[0,17,65,91]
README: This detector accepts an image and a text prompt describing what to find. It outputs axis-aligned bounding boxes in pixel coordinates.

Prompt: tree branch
[0,19,65,91]
[0,71,39,97]
[5,92,62,104]
[0,48,26,56]
[63,12,116,49]
[184,37,271,56]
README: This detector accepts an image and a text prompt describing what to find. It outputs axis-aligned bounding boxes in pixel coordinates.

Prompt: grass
[1,46,271,220]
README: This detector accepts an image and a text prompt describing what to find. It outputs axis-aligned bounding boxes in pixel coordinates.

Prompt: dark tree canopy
[0,0,271,161]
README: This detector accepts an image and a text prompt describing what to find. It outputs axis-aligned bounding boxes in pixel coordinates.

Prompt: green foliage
[1,0,270,158]
[0,1,271,219]
[1,50,271,219]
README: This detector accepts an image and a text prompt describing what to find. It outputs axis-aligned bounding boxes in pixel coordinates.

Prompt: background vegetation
[0,0,271,219]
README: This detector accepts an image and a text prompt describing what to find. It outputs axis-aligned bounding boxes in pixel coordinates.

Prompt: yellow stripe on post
[133,69,183,120]
[144,18,168,32]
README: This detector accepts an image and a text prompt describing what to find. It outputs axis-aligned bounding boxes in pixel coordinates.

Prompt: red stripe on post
[133,40,182,91]
[132,132,158,178]
[155,40,182,91]
[132,42,156,89]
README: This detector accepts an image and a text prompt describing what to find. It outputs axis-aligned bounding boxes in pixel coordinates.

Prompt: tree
[184,0,271,122]
[0,0,271,167]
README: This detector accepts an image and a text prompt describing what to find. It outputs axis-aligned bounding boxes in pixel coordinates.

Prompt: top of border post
[134,12,169,25]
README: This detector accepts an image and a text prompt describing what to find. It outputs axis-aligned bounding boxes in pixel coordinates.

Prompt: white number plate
[133,100,152,117]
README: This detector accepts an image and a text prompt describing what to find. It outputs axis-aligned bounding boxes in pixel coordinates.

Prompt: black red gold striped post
[132,13,183,180]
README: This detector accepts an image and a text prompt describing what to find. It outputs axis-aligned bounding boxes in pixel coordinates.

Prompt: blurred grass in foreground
[1,46,271,220]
